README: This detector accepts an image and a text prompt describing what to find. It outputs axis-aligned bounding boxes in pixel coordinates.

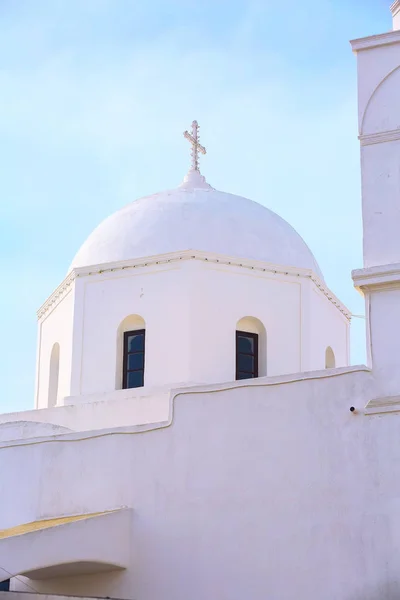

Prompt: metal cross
[183,120,206,172]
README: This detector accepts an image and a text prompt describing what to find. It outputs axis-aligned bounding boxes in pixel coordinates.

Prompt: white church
[1,4,400,599]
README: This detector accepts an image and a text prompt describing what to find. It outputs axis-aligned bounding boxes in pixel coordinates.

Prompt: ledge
[172,365,371,398]
[365,394,400,416]
[0,509,131,583]
[359,129,400,146]
[352,262,400,291]
[350,29,400,52]
[0,386,172,444]
[0,366,370,450]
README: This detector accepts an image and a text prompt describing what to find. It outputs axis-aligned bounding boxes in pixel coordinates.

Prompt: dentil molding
[37,250,351,321]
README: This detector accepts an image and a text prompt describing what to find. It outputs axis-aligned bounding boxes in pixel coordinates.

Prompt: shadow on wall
[48,342,60,407]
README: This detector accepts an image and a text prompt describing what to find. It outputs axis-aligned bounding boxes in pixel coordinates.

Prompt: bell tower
[352,4,400,395]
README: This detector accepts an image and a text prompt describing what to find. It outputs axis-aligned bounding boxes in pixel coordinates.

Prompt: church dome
[69,169,323,279]
[70,121,322,278]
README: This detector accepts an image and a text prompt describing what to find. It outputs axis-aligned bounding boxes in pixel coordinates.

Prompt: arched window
[325,346,336,369]
[48,343,60,407]
[0,580,10,591]
[236,317,267,380]
[123,330,145,389]
[116,315,146,389]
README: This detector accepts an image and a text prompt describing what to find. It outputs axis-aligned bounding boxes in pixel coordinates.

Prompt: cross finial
[183,120,206,172]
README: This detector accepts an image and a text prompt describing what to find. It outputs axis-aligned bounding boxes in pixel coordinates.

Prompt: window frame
[122,329,145,389]
[0,580,10,591]
[236,330,259,380]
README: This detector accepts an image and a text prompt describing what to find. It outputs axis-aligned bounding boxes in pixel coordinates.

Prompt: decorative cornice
[37,272,75,320]
[350,29,400,52]
[310,275,351,320]
[352,262,400,292]
[391,0,400,17]
[359,128,400,146]
[37,250,351,321]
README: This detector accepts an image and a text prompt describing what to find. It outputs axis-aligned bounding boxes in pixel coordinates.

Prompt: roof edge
[37,250,350,321]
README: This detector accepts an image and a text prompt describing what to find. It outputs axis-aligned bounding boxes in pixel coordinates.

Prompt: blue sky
[0,0,392,412]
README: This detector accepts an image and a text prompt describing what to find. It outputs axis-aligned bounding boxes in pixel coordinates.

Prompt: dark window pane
[127,352,144,371]
[238,353,254,373]
[127,333,144,352]
[237,371,255,380]
[237,335,254,354]
[127,371,144,389]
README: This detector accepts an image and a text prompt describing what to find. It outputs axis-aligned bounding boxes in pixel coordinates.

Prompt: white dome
[70,170,323,279]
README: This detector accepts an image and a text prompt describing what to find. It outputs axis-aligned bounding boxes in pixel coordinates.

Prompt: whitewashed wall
[36,289,75,409]
[76,262,192,395]
[368,287,400,396]
[34,256,348,408]
[186,260,303,381]
[355,42,400,268]
[310,284,349,370]
[351,28,400,399]
[0,387,171,437]
[4,367,400,600]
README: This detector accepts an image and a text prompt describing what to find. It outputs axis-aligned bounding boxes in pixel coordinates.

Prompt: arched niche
[48,343,60,407]
[362,66,400,135]
[236,316,267,378]
[325,346,336,369]
[116,314,146,389]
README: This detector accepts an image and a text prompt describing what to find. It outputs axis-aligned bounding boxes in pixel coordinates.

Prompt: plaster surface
[69,176,323,278]
[33,254,349,410]
[0,510,131,584]
[5,7,400,600]
[352,19,400,400]
[5,367,400,600]
[0,387,171,439]
[35,289,74,409]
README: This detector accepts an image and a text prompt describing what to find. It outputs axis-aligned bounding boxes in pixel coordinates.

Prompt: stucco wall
[77,262,192,395]
[394,9,400,31]
[187,260,303,381]
[354,40,400,269]
[38,257,347,405]
[5,367,400,600]
[36,289,74,410]
[360,138,400,268]
[310,285,349,369]
[368,287,400,396]
[0,387,171,438]
[351,30,400,405]
[355,43,400,132]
